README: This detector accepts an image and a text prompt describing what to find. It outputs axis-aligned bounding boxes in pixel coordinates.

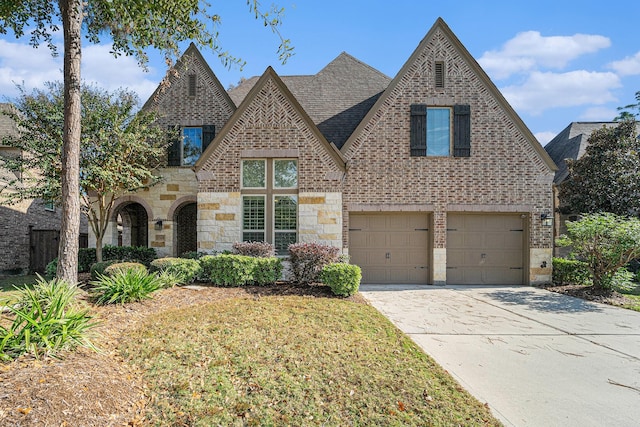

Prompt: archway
[174,202,197,256]
[115,202,149,247]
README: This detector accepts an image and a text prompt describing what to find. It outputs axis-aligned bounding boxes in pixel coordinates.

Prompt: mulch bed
[542,283,633,307]
[0,281,366,427]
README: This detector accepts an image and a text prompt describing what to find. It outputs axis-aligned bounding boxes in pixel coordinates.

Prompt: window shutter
[167,125,182,166]
[453,104,471,157]
[410,104,427,156]
[202,125,215,151]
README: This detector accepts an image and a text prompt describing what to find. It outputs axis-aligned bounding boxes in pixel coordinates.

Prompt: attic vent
[188,74,196,97]
[434,61,444,89]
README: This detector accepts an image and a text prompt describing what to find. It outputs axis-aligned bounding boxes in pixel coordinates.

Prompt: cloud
[534,131,557,146]
[0,39,159,103]
[479,31,611,79]
[608,51,640,76]
[501,70,621,115]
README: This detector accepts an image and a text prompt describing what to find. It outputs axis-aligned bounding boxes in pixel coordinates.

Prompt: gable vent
[434,61,444,89]
[188,74,197,97]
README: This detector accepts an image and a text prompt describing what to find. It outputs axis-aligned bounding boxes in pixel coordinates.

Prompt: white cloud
[479,31,611,79]
[534,131,557,145]
[608,51,640,76]
[501,70,621,115]
[0,39,159,103]
[579,106,618,121]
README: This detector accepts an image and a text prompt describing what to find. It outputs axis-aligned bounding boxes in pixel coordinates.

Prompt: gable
[195,67,345,193]
[342,18,557,174]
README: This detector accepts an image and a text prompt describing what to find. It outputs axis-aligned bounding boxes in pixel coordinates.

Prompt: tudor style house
[95,18,557,285]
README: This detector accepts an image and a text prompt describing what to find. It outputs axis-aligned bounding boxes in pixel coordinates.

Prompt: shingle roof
[544,122,616,184]
[0,103,19,142]
[228,52,391,148]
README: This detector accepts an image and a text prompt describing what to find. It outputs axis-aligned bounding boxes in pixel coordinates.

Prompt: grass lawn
[121,295,501,426]
[619,283,640,312]
[0,274,37,304]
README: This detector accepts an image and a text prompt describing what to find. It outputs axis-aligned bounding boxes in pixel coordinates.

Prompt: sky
[1,1,639,145]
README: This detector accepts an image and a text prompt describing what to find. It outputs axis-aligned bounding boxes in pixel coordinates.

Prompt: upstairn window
[410,104,471,157]
[241,159,298,255]
[167,125,215,166]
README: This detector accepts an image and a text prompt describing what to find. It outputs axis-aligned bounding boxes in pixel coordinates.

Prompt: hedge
[552,258,591,285]
[320,263,362,297]
[150,257,202,284]
[288,243,341,284]
[199,254,282,286]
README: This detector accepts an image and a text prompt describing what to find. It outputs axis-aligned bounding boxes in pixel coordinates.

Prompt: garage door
[447,213,525,285]
[349,213,430,284]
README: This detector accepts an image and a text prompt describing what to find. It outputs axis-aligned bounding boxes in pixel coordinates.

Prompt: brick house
[0,104,88,275]
[98,18,557,285]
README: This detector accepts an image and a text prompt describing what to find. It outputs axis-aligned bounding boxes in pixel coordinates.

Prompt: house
[544,121,616,256]
[0,103,88,275]
[96,18,557,285]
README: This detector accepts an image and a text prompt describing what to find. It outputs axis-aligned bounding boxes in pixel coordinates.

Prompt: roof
[340,17,558,173]
[544,122,616,184]
[0,103,19,142]
[228,52,391,148]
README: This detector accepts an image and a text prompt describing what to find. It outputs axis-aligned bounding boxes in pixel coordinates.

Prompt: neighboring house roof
[544,122,615,184]
[0,103,19,142]
[228,52,391,148]
[195,66,346,172]
[340,17,558,173]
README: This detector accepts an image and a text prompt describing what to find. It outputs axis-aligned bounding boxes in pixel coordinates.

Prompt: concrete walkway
[360,285,640,427]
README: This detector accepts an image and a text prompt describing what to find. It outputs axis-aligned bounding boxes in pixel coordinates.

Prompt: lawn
[0,274,37,304]
[120,294,501,426]
[619,283,640,312]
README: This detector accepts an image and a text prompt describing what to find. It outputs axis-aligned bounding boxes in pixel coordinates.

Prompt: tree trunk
[56,0,83,284]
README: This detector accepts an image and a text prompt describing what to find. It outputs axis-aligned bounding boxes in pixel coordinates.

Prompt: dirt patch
[0,283,365,427]
[543,284,633,307]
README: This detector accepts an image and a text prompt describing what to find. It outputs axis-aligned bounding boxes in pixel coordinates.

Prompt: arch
[174,202,198,256]
[110,195,154,221]
[167,195,197,219]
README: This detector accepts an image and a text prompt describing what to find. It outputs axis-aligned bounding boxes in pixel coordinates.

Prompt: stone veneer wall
[297,192,342,247]
[342,26,555,285]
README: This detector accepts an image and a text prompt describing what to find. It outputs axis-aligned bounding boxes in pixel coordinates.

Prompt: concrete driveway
[359,285,640,427]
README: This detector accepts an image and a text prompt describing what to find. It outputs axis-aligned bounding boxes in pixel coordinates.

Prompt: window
[410,104,471,157]
[44,200,55,212]
[241,159,298,255]
[426,108,451,156]
[167,125,215,166]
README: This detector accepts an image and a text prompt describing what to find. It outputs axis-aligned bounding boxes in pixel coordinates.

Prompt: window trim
[272,194,298,255]
[242,194,266,242]
[426,107,453,157]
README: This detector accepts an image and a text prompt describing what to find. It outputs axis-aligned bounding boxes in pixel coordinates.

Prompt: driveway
[359,285,640,427]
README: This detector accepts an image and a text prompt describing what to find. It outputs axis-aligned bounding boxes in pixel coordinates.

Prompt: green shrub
[45,258,58,279]
[233,241,275,258]
[251,257,283,285]
[288,243,341,284]
[102,245,157,267]
[180,251,205,260]
[320,263,362,297]
[104,262,147,277]
[199,254,255,286]
[603,267,635,291]
[91,269,163,305]
[78,248,97,272]
[552,258,591,285]
[0,276,96,360]
[154,270,185,289]
[150,257,201,284]
[90,260,120,280]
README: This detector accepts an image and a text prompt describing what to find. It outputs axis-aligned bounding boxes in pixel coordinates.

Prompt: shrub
[91,269,163,305]
[102,245,157,267]
[45,258,58,279]
[180,251,205,260]
[78,248,97,272]
[199,254,255,286]
[90,260,119,280]
[552,258,591,286]
[320,263,362,297]
[288,243,341,284]
[0,276,96,360]
[154,270,185,289]
[150,257,201,284]
[233,241,275,258]
[603,267,635,291]
[557,213,640,290]
[251,257,283,285]
[104,262,147,277]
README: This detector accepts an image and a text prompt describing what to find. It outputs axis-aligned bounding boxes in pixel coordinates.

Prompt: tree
[558,120,640,216]
[614,90,640,121]
[0,1,292,284]
[0,83,168,263]
[557,213,640,290]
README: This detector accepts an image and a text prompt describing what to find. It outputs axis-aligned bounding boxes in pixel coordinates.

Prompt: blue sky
[1,1,639,144]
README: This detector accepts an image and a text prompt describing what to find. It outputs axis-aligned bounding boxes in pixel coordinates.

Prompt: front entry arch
[175,202,197,256]
[115,202,149,247]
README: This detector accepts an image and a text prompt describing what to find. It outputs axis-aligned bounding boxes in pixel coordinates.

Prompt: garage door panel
[447,213,524,285]
[350,213,430,284]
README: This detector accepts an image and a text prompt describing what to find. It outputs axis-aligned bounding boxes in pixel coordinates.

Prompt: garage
[447,213,525,285]
[349,213,430,284]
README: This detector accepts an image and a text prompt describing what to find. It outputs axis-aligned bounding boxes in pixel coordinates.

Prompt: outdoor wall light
[540,213,553,227]
[154,220,163,230]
